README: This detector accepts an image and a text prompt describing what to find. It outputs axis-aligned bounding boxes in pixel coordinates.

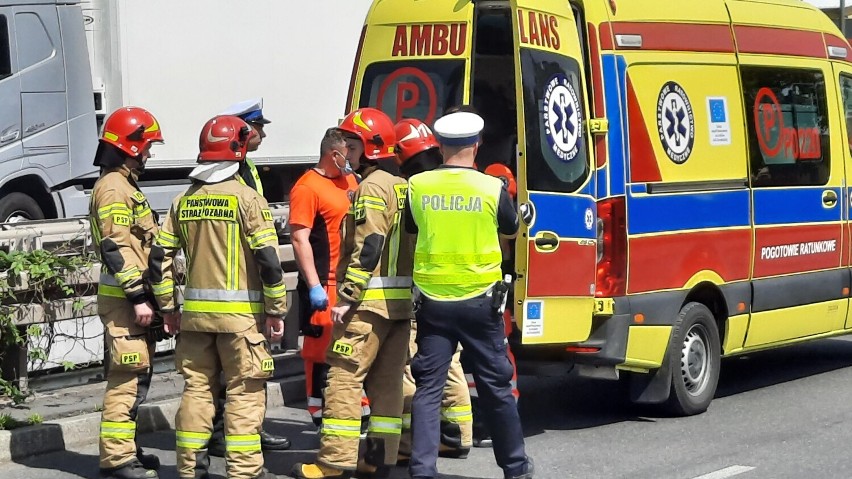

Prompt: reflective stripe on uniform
[247,228,277,249]
[466,373,478,398]
[442,405,473,424]
[156,230,181,249]
[184,288,262,302]
[365,276,412,289]
[227,223,239,290]
[322,418,362,437]
[176,430,212,449]
[357,195,387,211]
[98,284,126,298]
[401,413,412,430]
[344,267,371,286]
[183,300,263,314]
[225,433,261,452]
[413,270,501,286]
[100,420,136,439]
[361,288,411,301]
[114,266,141,285]
[367,416,403,435]
[97,203,131,219]
[263,283,286,299]
[414,252,503,264]
[151,279,174,296]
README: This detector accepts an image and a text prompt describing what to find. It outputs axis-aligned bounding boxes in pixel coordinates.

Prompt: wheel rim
[680,323,711,396]
[5,210,31,223]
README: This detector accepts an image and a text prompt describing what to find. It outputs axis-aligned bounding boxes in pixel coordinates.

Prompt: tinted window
[742,67,829,187]
[839,74,852,158]
[359,60,464,126]
[521,48,589,193]
[0,15,10,80]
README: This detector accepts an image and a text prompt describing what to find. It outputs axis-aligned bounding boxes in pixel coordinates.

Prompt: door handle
[822,190,838,208]
[0,130,19,143]
[533,231,559,251]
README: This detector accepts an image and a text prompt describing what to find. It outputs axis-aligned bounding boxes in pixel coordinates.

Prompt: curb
[0,357,308,464]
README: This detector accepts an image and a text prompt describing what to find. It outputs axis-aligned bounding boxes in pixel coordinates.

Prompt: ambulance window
[359,60,465,126]
[839,75,852,158]
[520,48,589,193]
[742,67,830,187]
[0,15,10,80]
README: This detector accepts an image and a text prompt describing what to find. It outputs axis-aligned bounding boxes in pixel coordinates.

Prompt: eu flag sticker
[524,301,544,337]
[706,96,731,146]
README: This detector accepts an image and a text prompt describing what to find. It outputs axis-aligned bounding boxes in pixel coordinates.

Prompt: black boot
[99,459,158,479]
[505,456,534,479]
[195,449,211,479]
[254,469,280,479]
[207,432,226,457]
[136,447,160,470]
[260,430,291,451]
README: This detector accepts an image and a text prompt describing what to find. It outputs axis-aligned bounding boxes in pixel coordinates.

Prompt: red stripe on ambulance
[626,76,661,183]
[527,242,596,297]
[754,224,842,277]
[734,25,826,59]
[627,229,751,294]
[609,22,735,53]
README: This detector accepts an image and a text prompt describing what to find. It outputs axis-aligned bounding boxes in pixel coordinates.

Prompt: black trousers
[410,292,526,478]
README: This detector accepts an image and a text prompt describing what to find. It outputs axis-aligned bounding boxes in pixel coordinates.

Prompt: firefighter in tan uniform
[291,108,412,479]
[90,106,164,479]
[393,119,472,461]
[149,115,286,479]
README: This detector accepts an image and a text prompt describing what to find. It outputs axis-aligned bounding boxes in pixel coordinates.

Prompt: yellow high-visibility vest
[408,168,503,301]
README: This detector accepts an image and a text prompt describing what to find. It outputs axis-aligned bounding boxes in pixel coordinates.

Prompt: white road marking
[691,465,756,479]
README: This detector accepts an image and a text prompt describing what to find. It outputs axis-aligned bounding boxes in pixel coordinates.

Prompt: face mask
[335,151,353,176]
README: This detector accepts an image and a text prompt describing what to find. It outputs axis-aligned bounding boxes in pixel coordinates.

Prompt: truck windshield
[359,60,465,126]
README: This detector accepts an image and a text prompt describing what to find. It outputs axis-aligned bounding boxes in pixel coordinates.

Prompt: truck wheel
[0,193,44,223]
[665,302,721,416]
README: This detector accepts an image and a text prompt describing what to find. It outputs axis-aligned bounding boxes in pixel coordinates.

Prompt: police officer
[291,108,413,479]
[149,115,287,479]
[406,111,534,479]
[394,119,473,462]
[202,98,291,456]
[90,106,164,479]
[219,98,269,197]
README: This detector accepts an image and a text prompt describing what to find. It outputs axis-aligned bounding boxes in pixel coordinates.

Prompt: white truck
[0,0,371,221]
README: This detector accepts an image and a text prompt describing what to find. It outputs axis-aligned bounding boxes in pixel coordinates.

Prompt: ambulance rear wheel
[665,302,720,416]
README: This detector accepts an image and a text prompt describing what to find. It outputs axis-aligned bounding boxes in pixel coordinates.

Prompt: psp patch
[656,81,694,164]
[543,73,582,163]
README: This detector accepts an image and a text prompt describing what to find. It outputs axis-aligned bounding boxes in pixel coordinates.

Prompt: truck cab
[0,0,97,221]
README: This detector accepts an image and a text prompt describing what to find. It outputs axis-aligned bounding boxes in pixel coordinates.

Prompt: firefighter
[149,115,287,479]
[291,108,412,479]
[202,98,291,456]
[406,111,534,479]
[290,128,368,431]
[90,106,164,479]
[393,119,472,462]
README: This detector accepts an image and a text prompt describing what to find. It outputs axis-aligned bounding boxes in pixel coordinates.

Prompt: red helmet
[197,115,256,162]
[484,163,517,199]
[394,119,439,164]
[100,106,164,157]
[338,107,396,160]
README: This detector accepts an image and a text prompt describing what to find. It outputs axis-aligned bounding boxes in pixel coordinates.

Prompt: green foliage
[0,245,95,403]
[26,413,43,425]
[0,413,22,430]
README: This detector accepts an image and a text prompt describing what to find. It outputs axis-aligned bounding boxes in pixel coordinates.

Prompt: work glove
[146,313,172,343]
[309,284,329,311]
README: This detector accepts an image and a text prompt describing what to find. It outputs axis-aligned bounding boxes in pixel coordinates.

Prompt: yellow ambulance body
[348,0,852,415]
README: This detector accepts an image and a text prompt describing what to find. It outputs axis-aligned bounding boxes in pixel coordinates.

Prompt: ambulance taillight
[595,197,626,297]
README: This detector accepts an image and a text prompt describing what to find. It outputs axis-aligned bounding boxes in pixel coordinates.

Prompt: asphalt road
[7,336,852,479]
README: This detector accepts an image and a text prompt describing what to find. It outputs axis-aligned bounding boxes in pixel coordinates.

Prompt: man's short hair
[320,127,347,156]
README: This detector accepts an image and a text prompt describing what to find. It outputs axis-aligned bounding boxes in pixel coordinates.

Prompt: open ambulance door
[510,1,596,345]
[349,1,473,123]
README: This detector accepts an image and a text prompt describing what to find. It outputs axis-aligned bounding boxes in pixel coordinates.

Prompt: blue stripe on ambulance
[528,192,596,238]
[626,189,751,235]
[753,187,842,225]
[600,54,628,199]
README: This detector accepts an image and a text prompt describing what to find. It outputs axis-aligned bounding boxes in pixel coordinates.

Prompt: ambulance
[347,0,852,415]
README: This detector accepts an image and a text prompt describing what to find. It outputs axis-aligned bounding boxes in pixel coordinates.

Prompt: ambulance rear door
[349,0,473,123]
[511,1,596,344]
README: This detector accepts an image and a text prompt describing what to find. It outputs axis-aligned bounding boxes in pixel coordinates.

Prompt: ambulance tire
[665,302,721,416]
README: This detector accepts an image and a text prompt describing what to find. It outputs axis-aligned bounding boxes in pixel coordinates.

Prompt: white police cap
[433,111,484,146]
[219,98,270,124]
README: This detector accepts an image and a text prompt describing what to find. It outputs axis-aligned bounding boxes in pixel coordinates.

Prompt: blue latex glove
[309,284,329,311]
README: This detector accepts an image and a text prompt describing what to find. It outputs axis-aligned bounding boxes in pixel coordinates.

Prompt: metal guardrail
[0,202,302,391]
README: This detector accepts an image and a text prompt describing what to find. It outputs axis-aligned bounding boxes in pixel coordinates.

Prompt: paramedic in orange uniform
[290,127,361,427]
